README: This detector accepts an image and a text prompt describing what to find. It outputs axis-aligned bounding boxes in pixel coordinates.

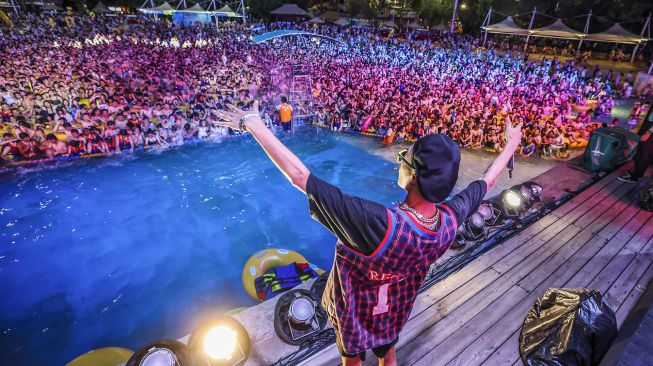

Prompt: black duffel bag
[519,288,617,366]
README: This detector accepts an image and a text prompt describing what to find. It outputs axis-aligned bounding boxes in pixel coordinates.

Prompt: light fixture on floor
[274,289,328,345]
[188,316,250,366]
[126,339,190,366]
[477,201,502,227]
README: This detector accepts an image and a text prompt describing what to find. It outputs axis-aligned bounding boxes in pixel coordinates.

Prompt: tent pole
[524,7,536,50]
[577,10,591,51]
[450,0,459,33]
[648,58,653,75]
[631,13,651,63]
[481,6,491,47]
[239,0,246,25]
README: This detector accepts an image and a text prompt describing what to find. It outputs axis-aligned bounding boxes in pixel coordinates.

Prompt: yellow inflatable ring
[66,347,133,366]
[54,132,68,142]
[242,248,323,301]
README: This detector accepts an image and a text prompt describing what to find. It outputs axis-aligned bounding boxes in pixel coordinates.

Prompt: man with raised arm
[215,102,522,366]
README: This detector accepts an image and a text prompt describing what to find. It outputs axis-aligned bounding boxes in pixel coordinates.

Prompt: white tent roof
[354,19,371,27]
[531,19,584,40]
[180,3,205,12]
[215,4,234,13]
[309,17,325,24]
[482,16,529,36]
[270,4,310,17]
[143,2,174,12]
[431,23,448,31]
[91,1,111,13]
[42,2,63,11]
[407,22,421,29]
[383,20,398,29]
[333,17,350,26]
[319,11,347,21]
[584,23,648,44]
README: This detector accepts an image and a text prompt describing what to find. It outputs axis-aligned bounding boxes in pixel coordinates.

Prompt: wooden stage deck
[306,166,653,366]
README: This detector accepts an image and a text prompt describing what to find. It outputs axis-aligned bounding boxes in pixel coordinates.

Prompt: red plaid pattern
[322,204,459,354]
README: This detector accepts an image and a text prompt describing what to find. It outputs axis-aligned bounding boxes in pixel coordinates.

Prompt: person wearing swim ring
[215,101,522,366]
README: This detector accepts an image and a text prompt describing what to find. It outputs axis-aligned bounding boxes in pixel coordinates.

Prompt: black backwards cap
[412,134,461,203]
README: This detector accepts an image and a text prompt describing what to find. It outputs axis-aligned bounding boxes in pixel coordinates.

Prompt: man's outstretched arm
[214,102,310,192]
[482,122,522,192]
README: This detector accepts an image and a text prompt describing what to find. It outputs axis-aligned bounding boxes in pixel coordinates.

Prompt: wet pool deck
[301,165,653,366]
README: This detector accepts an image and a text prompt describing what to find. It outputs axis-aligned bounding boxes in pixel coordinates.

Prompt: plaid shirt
[322,204,458,354]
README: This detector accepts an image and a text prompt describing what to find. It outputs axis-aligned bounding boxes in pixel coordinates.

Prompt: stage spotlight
[477,201,502,227]
[500,188,526,219]
[522,182,544,202]
[461,212,487,241]
[274,289,328,345]
[126,340,190,366]
[188,316,250,366]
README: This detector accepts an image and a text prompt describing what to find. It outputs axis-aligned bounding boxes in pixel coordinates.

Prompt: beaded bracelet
[239,113,259,131]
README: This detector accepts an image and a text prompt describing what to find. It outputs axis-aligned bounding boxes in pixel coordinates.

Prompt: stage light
[504,190,523,208]
[126,340,190,366]
[478,201,502,226]
[500,188,526,219]
[274,289,328,345]
[522,182,544,202]
[203,326,238,361]
[188,316,250,366]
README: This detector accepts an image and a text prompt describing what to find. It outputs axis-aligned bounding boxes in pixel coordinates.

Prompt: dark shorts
[282,121,292,131]
[335,332,398,361]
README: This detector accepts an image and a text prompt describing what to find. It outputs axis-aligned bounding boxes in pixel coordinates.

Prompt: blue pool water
[0,127,557,365]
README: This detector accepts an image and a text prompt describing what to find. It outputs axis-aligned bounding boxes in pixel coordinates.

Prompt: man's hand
[214,100,262,131]
[506,122,523,144]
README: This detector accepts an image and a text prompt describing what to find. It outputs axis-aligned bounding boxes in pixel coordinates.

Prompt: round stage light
[500,188,527,219]
[477,201,502,226]
[203,326,238,361]
[274,289,328,345]
[126,340,190,366]
[188,316,250,366]
[289,295,316,325]
[504,190,523,208]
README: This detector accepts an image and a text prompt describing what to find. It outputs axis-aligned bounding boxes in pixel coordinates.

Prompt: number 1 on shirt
[372,283,390,315]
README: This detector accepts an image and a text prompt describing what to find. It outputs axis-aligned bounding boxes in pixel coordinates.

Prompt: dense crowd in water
[0,13,650,166]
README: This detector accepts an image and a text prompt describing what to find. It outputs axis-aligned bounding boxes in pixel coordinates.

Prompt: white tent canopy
[270,4,310,17]
[431,23,448,31]
[333,17,350,26]
[215,5,234,13]
[141,2,174,12]
[42,2,63,11]
[407,21,422,30]
[92,1,111,13]
[530,19,584,40]
[482,16,529,36]
[178,3,205,13]
[308,17,324,24]
[383,20,398,29]
[584,23,648,44]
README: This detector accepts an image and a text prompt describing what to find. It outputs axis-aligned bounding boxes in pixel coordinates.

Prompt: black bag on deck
[519,288,617,366]
[640,178,653,211]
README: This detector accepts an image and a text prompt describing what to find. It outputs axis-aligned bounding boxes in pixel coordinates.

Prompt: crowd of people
[0,12,649,167]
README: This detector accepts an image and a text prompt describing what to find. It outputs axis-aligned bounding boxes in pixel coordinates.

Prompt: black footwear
[617,172,639,183]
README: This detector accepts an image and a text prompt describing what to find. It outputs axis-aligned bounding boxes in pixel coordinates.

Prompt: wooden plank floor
[304,166,653,366]
[395,167,653,366]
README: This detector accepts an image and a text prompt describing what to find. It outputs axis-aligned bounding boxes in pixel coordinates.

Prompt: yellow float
[241,248,323,301]
[66,347,133,366]
[54,132,68,142]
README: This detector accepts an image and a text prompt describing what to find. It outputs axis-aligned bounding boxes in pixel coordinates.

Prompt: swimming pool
[0,127,558,365]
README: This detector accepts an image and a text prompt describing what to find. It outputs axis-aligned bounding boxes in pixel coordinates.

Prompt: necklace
[398,202,440,230]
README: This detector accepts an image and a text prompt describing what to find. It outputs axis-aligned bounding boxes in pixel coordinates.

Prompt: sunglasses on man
[396,149,415,170]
